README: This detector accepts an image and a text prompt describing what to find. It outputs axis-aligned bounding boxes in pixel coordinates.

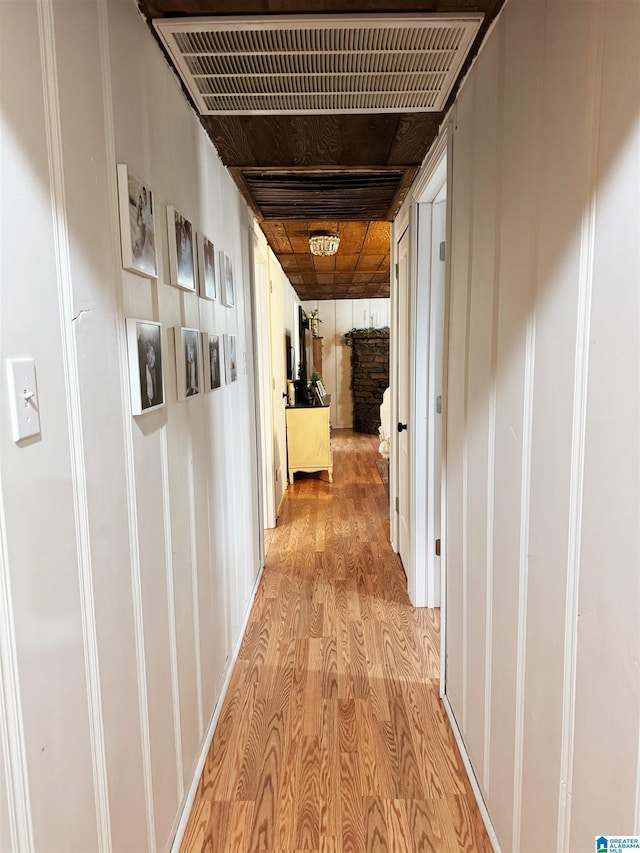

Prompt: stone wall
[349,330,390,434]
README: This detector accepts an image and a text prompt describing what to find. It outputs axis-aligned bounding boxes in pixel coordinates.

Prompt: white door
[251,238,276,530]
[396,227,411,574]
[269,269,287,512]
[428,199,447,604]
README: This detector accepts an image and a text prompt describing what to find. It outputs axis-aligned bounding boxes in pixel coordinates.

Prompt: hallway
[181,431,491,852]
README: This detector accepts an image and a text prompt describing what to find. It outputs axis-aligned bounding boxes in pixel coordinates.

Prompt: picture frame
[116,165,157,278]
[174,327,202,400]
[197,233,217,301]
[316,379,326,398]
[219,250,235,307]
[202,332,222,391]
[167,206,196,291]
[223,333,238,383]
[125,319,165,414]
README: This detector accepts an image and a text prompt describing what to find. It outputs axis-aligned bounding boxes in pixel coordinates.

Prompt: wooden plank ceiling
[139,0,506,300]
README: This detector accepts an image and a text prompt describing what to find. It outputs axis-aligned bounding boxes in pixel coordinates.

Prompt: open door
[391,136,449,608]
[425,197,446,606]
[251,231,276,530]
[396,226,412,577]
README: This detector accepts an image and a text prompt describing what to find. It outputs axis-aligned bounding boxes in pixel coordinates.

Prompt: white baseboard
[169,561,265,852]
[442,694,501,853]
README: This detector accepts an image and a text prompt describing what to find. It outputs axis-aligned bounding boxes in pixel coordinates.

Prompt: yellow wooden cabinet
[286,406,333,484]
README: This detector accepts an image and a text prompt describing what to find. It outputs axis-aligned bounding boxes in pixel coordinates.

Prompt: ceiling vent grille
[154,14,483,115]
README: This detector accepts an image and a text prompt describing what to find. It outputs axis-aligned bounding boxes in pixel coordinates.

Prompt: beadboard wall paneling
[442,1,640,850]
[0,0,263,849]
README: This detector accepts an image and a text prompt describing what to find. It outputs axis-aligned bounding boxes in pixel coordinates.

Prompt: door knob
[398,422,408,432]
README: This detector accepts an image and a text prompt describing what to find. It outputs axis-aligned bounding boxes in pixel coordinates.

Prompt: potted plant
[305,308,322,338]
[309,371,325,405]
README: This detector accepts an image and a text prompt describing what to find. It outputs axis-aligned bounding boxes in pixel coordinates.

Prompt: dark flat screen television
[296,306,312,402]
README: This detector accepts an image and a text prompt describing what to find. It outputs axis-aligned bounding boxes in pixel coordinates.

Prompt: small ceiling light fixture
[309,233,340,257]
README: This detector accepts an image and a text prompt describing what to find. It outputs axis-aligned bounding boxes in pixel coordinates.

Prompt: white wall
[301,299,390,428]
[443,1,640,851]
[0,0,261,850]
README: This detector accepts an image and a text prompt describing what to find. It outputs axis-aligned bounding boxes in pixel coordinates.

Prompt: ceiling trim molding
[411,123,450,203]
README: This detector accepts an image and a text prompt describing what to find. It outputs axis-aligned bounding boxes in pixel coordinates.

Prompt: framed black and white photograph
[203,332,222,391]
[117,165,157,278]
[174,327,201,400]
[126,319,164,414]
[223,333,237,383]
[167,206,196,291]
[197,233,217,301]
[219,250,235,307]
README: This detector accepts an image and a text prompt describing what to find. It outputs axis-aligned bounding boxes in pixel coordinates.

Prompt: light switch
[7,359,41,442]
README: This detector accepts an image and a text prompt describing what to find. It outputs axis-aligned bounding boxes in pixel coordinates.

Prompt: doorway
[391,137,448,611]
[416,182,447,608]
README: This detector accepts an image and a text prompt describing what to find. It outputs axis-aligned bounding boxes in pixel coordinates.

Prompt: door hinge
[395,496,399,513]
[439,241,446,262]
[395,262,399,280]
[435,538,441,556]
[436,395,442,414]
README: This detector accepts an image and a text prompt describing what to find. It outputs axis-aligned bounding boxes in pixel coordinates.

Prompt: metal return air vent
[154,14,483,115]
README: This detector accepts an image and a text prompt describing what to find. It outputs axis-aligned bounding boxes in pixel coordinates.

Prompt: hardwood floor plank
[355,699,394,798]
[388,696,427,800]
[339,751,365,853]
[401,684,448,799]
[180,800,211,853]
[236,698,270,801]
[295,736,322,848]
[337,699,358,753]
[256,624,283,702]
[321,636,339,700]
[248,709,287,851]
[433,795,494,853]
[309,600,325,638]
[364,796,389,852]
[303,637,323,736]
[239,621,270,673]
[385,798,414,851]
[272,733,302,850]
[403,798,444,853]
[201,801,231,852]
[198,676,257,801]
[216,683,257,800]
[413,682,468,797]
[223,802,255,853]
[348,620,371,700]
[180,431,491,853]
[387,608,428,681]
[270,637,297,715]
[317,700,340,837]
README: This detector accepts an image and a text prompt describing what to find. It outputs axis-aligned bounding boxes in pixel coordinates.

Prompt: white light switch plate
[7,358,41,442]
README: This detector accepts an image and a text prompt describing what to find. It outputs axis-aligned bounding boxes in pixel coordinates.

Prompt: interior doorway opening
[391,136,448,612]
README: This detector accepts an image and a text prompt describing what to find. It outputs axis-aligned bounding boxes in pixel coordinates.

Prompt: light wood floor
[181,430,492,852]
